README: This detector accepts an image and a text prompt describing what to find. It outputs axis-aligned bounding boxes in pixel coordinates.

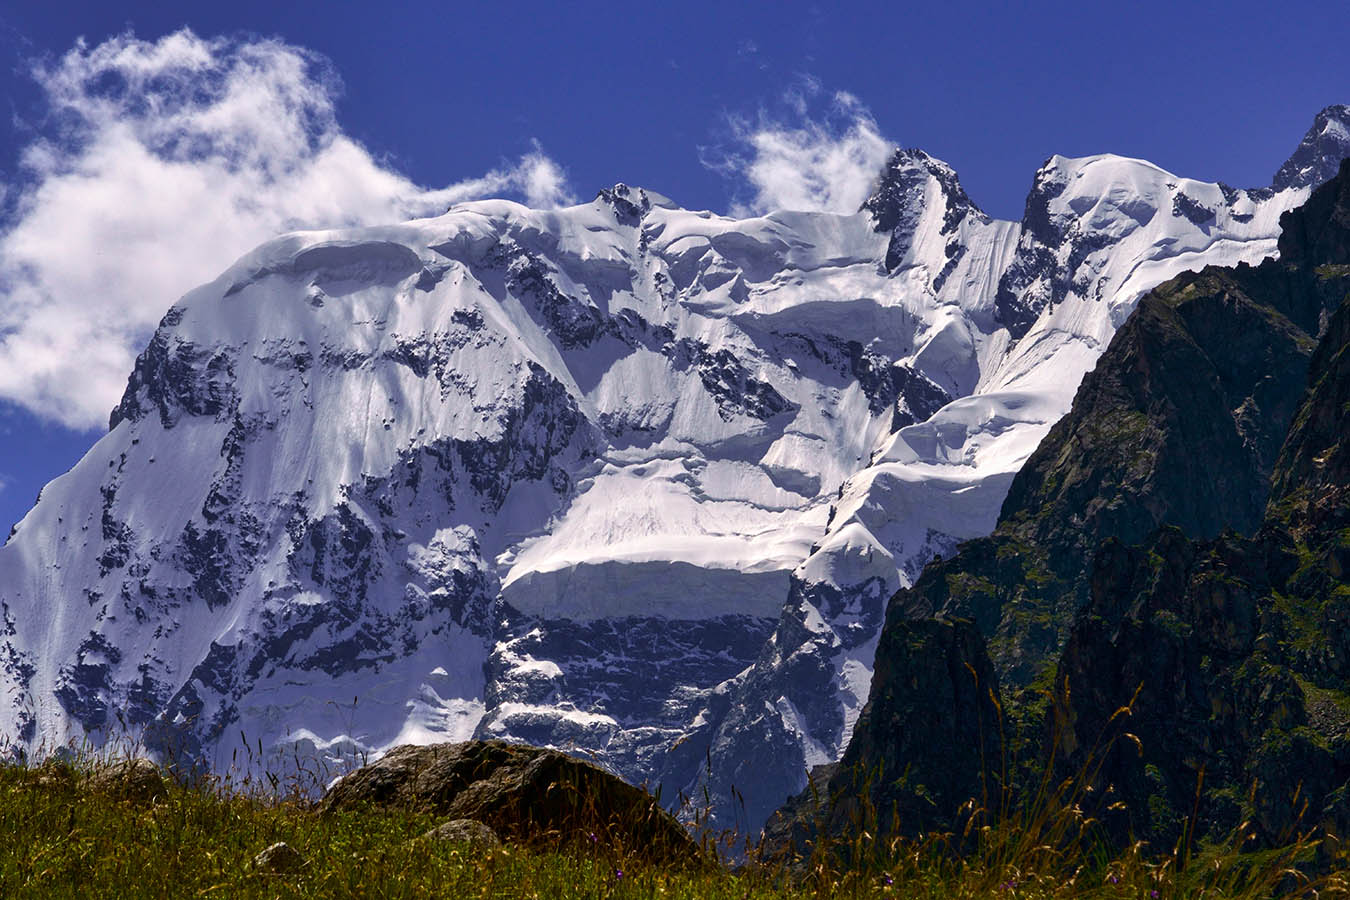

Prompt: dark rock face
[483,613,773,733]
[1277,156,1350,268]
[863,148,987,275]
[1052,525,1349,848]
[890,363,953,429]
[596,184,652,227]
[1268,290,1350,543]
[1272,105,1350,192]
[666,339,796,422]
[993,159,1072,338]
[1172,192,1216,225]
[788,159,1350,855]
[321,740,702,865]
[692,580,877,837]
[53,633,123,730]
[1043,172,1350,851]
[110,327,238,431]
[0,601,35,745]
[477,611,778,800]
[1054,256,1350,845]
[907,234,1346,688]
[497,243,610,349]
[762,617,1001,858]
[838,616,1002,829]
[1004,267,1322,543]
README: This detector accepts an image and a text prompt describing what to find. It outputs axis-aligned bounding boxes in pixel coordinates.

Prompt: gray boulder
[423,818,501,850]
[323,740,702,865]
[252,841,305,874]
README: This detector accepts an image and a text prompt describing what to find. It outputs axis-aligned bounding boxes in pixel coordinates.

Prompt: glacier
[1,105,1346,831]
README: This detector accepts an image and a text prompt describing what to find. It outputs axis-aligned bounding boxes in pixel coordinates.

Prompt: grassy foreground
[1,755,1347,899]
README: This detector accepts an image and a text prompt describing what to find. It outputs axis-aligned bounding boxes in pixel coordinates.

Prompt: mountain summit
[1272,104,1350,191]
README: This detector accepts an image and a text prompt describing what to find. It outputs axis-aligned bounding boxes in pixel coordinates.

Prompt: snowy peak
[1273,104,1350,191]
[993,152,1297,338]
[593,183,676,226]
[862,148,989,272]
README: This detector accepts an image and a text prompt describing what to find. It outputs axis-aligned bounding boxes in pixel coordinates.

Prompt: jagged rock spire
[1272,104,1350,191]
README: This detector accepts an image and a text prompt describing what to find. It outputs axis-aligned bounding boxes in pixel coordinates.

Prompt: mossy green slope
[908,249,1343,688]
[1048,163,1350,850]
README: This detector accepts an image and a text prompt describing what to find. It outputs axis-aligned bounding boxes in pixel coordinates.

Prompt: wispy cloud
[0,29,575,431]
[704,78,893,217]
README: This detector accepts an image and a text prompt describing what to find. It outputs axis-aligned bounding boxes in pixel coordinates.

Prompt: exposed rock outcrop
[763,617,1000,858]
[322,740,702,865]
[902,182,1349,688]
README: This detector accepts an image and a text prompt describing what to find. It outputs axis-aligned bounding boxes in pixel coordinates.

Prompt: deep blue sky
[0,0,1348,533]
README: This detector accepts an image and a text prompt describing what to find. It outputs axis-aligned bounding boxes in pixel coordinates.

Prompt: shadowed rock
[901,166,1350,690]
[322,740,702,866]
[761,617,1001,861]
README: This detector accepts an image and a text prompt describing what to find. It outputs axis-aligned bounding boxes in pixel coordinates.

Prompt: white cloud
[706,82,893,217]
[0,29,576,431]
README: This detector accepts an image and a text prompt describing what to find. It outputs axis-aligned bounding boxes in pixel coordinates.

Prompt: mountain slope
[1052,161,1350,847]
[898,249,1338,686]
[777,157,1350,855]
[1,109,1346,833]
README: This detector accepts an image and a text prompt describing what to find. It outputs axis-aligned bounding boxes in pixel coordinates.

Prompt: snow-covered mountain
[2,106,1346,830]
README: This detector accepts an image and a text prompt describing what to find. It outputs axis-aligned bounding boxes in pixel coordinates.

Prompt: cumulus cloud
[706,81,893,217]
[0,29,575,431]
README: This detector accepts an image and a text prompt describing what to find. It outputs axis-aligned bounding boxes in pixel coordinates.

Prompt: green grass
[2,750,1347,899]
